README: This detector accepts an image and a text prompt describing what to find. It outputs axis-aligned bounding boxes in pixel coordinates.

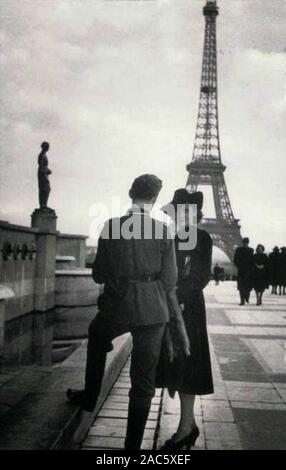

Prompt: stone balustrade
[0,217,98,366]
[0,285,15,350]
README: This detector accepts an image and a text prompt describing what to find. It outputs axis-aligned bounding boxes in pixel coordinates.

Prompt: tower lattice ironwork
[186,0,242,261]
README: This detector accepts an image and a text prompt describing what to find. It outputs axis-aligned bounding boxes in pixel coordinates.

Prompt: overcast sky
[0,0,285,252]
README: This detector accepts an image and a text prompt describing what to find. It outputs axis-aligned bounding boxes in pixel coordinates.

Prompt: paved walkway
[82,282,286,450]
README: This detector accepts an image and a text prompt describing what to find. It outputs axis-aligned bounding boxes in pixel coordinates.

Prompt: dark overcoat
[156,228,214,396]
[233,246,254,291]
[252,253,269,292]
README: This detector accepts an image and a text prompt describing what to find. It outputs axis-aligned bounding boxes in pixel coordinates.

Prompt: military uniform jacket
[92,208,178,327]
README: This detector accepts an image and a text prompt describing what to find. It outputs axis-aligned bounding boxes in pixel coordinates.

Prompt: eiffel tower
[186,0,242,262]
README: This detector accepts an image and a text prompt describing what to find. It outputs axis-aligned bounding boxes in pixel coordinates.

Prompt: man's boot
[239,291,245,306]
[124,399,151,450]
[66,318,110,412]
[66,388,84,407]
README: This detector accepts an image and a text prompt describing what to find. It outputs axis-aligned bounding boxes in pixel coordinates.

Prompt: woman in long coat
[159,189,213,450]
[252,244,269,305]
[269,246,281,295]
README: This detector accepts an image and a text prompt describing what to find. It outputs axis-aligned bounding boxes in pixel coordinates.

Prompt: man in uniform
[234,237,254,305]
[66,174,179,450]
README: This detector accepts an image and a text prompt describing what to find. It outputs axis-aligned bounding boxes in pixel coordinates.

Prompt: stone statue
[38,141,52,209]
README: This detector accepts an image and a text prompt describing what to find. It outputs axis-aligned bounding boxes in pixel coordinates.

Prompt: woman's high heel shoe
[161,426,200,450]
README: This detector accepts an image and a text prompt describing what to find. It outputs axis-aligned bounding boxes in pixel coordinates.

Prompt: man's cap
[242,237,249,244]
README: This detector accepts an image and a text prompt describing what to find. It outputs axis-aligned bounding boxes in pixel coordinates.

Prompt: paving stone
[234,326,268,336]
[202,403,234,423]
[83,436,154,450]
[201,399,229,408]
[97,409,128,419]
[115,376,130,383]
[119,372,130,377]
[231,401,286,410]
[98,408,158,420]
[201,386,228,401]
[227,310,286,326]
[218,358,269,383]
[83,436,125,449]
[102,394,130,404]
[271,374,286,383]
[209,326,237,335]
[274,382,286,389]
[204,422,241,442]
[110,381,130,388]
[87,425,155,439]
[241,433,286,450]
[276,388,286,402]
[93,417,156,430]
[82,437,153,450]
[233,408,286,450]
[226,386,283,403]
[206,309,232,326]
[110,386,161,397]
[222,373,270,383]
[206,439,243,450]
[109,387,130,396]
[225,380,273,389]
[103,401,159,412]
[247,338,286,375]
[103,394,161,405]
[264,327,286,336]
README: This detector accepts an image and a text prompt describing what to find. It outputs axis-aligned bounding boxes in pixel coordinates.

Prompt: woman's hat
[161,188,203,215]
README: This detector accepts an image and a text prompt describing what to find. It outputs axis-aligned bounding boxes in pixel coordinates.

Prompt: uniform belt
[114,274,160,284]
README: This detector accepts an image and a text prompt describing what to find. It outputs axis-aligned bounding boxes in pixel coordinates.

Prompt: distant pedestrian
[234,237,254,305]
[220,267,225,281]
[213,263,221,285]
[252,244,269,306]
[279,247,286,295]
[269,247,281,294]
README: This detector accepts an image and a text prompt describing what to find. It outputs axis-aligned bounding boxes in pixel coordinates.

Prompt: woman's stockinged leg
[175,393,196,440]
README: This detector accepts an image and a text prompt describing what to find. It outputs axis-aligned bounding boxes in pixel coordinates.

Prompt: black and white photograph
[0,0,285,456]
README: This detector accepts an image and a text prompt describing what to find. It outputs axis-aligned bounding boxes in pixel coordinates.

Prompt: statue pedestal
[30,208,57,365]
[31,208,57,232]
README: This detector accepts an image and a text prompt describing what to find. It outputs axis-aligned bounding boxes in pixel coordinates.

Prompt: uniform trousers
[83,310,165,449]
